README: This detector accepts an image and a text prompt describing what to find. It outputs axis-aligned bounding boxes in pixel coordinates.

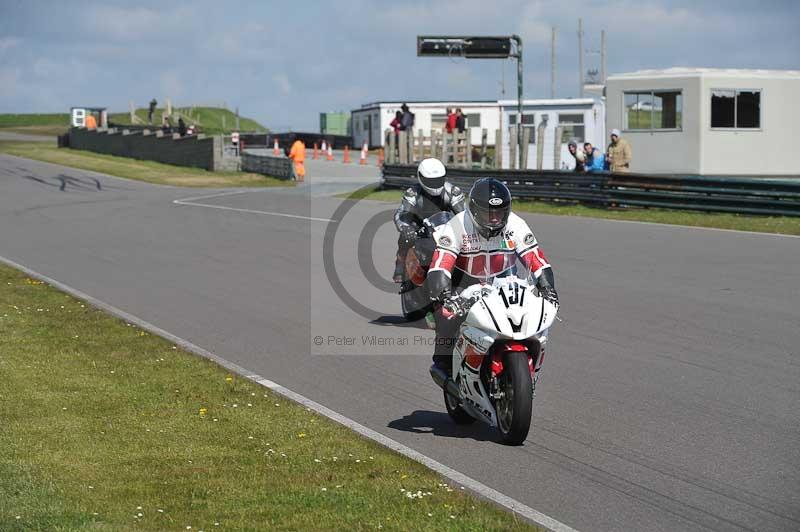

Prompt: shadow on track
[388,410,496,442]
[369,315,430,330]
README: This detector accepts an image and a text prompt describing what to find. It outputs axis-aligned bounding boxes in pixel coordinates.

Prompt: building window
[431,114,447,130]
[559,113,585,142]
[508,113,535,143]
[624,90,682,130]
[466,114,481,128]
[711,89,761,129]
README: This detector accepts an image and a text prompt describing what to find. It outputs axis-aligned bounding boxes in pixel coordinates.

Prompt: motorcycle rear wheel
[495,351,533,445]
[444,390,476,425]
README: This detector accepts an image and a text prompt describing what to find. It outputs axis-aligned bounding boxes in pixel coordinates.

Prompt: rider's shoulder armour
[403,186,418,206]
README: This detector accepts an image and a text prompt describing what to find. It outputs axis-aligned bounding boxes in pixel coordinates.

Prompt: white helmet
[417,158,446,196]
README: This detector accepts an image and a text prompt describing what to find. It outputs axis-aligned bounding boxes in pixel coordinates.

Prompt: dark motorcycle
[399,211,454,321]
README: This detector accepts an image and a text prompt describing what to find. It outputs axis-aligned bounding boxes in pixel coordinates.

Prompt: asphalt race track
[1,153,799,532]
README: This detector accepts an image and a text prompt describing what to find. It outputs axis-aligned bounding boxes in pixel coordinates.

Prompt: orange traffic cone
[359,142,368,165]
[378,148,384,168]
[313,143,319,160]
[326,145,334,161]
[273,138,280,155]
[343,145,351,164]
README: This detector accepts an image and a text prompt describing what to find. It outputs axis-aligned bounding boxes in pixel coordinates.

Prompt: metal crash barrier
[381,165,800,217]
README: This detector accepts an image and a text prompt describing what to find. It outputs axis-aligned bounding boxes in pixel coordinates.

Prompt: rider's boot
[393,251,405,283]
[432,354,452,377]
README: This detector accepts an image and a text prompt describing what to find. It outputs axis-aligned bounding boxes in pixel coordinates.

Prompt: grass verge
[0,141,290,188]
[0,126,68,137]
[0,262,536,531]
[0,113,70,128]
[340,186,800,236]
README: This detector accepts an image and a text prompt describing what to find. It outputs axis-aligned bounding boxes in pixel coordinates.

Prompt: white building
[351,101,500,148]
[498,98,606,170]
[605,68,800,175]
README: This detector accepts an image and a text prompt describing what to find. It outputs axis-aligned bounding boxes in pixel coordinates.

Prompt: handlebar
[442,293,481,317]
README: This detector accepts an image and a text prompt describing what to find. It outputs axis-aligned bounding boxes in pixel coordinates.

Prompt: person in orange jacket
[85,113,97,130]
[288,135,306,180]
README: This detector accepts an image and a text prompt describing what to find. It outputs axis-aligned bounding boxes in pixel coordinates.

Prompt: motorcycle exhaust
[429,365,461,399]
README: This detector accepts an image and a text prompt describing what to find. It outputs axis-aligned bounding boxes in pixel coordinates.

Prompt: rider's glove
[400,226,417,242]
[539,286,559,307]
[442,293,470,317]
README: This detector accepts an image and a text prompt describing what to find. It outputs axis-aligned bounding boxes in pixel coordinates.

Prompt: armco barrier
[381,164,800,217]
[241,152,295,180]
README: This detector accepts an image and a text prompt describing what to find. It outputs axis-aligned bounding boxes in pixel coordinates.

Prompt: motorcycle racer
[425,178,559,374]
[393,158,465,283]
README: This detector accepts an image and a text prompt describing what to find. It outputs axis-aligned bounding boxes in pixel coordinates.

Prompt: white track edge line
[0,253,578,532]
[173,197,336,223]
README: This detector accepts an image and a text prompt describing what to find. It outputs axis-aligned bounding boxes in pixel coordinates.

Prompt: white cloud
[0,37,21,52]
[0,67,20,97]
[85,5,196,41]
[272,73,292,95]
[160,71,185,99]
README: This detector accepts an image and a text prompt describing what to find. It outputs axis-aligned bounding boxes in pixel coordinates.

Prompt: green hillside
[109,107,268,135]
[0,107,268,136]
[0,113,70,127]
[0,113,71,136]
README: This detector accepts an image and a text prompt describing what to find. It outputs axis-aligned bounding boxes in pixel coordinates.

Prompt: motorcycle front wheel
[495,351,533,445]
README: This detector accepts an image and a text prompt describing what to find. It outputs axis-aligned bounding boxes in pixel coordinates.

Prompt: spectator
[445,107,456,134]
[390,111,402,134]
[186,124,195,136]
[607,128,632,173]
[288,135,306,180]
[455,108,466,133]
[585,144,606,173]
[148,98,157,124]
[84,113,97,130]
[161,117,172,134]
[399,103,414,131]
[178,117,187,137]
[567,141,585,172]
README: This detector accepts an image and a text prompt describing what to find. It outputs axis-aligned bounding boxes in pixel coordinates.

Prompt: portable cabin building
[497,98,606,170]
[351,100,501,149]
[605,68,800,175]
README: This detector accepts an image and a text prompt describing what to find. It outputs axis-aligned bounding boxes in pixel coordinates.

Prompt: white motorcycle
[429,271,558,445]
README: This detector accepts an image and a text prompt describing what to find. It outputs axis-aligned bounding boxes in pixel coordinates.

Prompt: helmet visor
[473,205,508,231]
[419,174,445,191]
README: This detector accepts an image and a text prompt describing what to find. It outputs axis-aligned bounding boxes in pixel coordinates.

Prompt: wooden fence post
[536,124,546,170]
[387,130,396,164]
[508,126,517,170]
[495,128,502,169]
[521,127,531,169]
[480,128,488,169]
[459,132,469,168]
[398,130,408,164]
[553,126,564,169]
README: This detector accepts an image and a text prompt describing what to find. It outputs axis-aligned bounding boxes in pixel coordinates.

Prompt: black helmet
[468,178,511,238]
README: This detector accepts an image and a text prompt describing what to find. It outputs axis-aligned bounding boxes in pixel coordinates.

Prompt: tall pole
[513,34,523,170]
[600,29,607,84]
[578,18,584,97]
[551,27,557,99]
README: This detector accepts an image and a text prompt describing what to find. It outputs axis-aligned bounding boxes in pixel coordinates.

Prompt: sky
[1,0,798,131]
